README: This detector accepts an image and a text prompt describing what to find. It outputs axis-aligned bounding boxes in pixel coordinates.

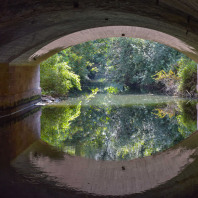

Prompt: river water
[1,94,198,198]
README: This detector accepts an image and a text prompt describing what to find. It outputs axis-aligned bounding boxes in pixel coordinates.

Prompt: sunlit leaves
[41,102,82,148]
[153,56,197,96]
[40,55,81,96]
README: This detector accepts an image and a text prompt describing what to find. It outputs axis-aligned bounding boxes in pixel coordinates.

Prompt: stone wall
[0,63,41,116]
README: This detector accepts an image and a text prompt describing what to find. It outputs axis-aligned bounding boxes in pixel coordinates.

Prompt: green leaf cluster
[104,86,119,94]
[40,54,81,96]
[153,56,197,96]
[177,57,197,96]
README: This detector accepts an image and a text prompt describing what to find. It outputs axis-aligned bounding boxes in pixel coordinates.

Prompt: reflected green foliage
[41,95,196,160]
[41,102,81,147]
[153,101,197,138]
[177,101,197,136]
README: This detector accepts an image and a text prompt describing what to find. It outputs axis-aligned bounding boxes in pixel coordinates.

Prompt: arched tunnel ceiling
[1,0,198,65]
[30,26,197,65]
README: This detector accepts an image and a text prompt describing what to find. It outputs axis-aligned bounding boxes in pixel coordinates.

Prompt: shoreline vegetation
[40,37,198,103]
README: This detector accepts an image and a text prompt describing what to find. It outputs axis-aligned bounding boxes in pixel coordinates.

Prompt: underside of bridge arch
[1,0,198,116]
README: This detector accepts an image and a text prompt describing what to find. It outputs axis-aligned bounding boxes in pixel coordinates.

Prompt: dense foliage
[41,102,81,147]
[40,54,81,96]
[40,37,196,96]
[104,38,181,90]
[153,56,197,96]
[177,57,197,96]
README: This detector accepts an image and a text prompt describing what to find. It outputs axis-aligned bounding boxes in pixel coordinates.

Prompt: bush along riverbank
[153,57,198,98]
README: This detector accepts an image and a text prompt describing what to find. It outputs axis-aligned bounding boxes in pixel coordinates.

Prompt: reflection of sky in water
[41,94,197,161]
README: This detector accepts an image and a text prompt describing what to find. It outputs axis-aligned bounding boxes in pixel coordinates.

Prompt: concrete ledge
[0,94,41,118]
[0,105,41,126]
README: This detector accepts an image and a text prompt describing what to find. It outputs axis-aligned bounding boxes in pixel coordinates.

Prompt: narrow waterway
[1,94,198,198]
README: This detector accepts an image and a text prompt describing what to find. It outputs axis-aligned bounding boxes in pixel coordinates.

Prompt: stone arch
[1,0,198,114]
[25,26,198,66]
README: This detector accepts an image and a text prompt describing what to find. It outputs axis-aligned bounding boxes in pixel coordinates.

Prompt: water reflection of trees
[154,101,197,137]
[41,102,81,148]
[41,101,196,161]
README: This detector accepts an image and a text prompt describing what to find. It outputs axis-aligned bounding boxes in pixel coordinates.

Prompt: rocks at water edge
[37,95,60,105]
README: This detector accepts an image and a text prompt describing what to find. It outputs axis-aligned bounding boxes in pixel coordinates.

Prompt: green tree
[106,38,181,90]
[40,54,81,96]
[41,37,192,96]
[153,56,197,96]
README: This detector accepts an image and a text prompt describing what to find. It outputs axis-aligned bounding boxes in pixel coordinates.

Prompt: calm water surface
[1,94,198,198]
[41,94,196,160]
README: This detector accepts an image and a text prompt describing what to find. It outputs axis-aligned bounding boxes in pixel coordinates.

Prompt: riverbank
[36,95,61,105]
